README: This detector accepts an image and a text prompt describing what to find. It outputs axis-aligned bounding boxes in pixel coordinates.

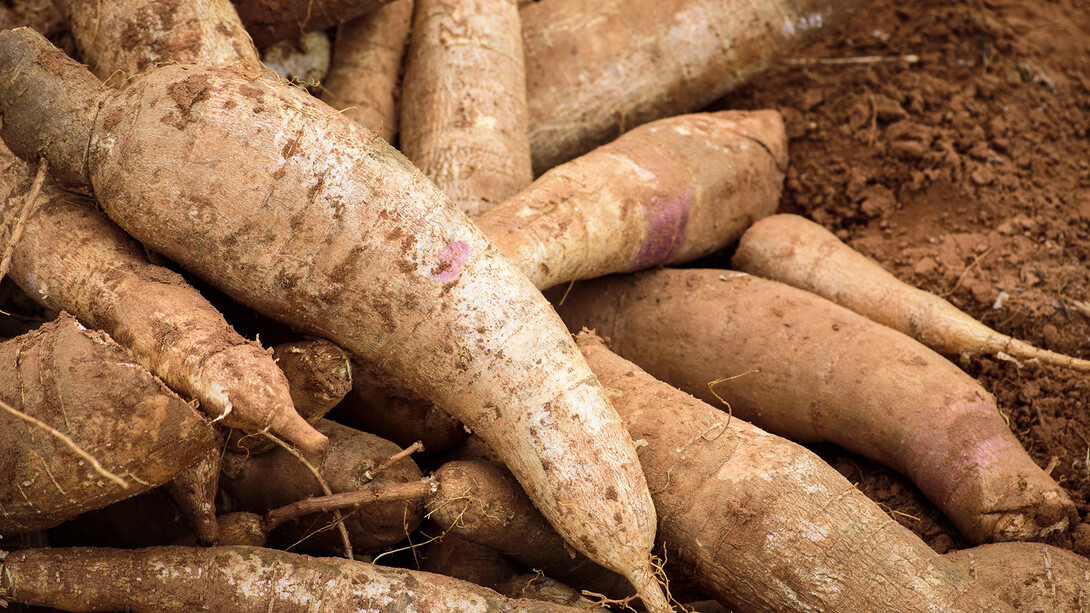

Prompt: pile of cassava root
[0,0,1087,612]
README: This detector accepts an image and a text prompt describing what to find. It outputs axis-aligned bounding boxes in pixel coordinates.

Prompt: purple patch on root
[431,240,470,284]
[624,192,692,272]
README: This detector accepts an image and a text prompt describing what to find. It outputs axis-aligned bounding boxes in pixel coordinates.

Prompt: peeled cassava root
[555,270,1077,544]
[0,546,592,612]
[400,0,533,217]
[575,332,1018,613]
[0,29,666,610]
[733,213,1090,371]
[521,0,875,172]
[477,110,786,289]
[0,142,324,454]
[0,313,215,533]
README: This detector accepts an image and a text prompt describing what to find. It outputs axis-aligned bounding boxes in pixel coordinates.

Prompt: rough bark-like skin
[52,0,262,83]
[400,0,532,217]
[320,0,413,142]
[330,357,468,455]
[274,339,352,420]
[220,419,424,553]
[733,213,1090,370]
[226,339,351,453]
[1,0,67,41]
[0,314,215,533]
[0,546,590,612]
[944,543,1090,613]
[576,332,1019,613]
[232,0,392,49]
[163,431,223,544]
[478,110,786,290]
[420,531,520,589]
[497,575,608,611]
[0,31,663,609]
[0,29,98,190]
[0,143,324,454]
[522,0,873,173]
[557,271,1077,544]
[430,460,633,599]
[214,512,268,546]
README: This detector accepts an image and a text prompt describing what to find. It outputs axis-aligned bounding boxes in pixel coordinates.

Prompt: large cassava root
[400,0,533,217]
[556,270,1077,544]
[0,29,666,611]
[477,110,786,289]
[320,0,414,142]
[575,332,1018,613]
[521,0,875,172]
[0,142,325,454]
[0,546,592,612]
[733,213,1090,371]
[51,0,262,83]
[0,314,215,533]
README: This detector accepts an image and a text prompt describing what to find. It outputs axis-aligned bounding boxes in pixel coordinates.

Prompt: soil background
[716,0,1090,555]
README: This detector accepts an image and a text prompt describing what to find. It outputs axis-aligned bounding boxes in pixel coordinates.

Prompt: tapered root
[992,336,1090,372]
[628,563,672,613]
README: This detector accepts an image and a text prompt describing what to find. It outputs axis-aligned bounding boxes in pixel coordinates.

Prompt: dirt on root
[715,0,1090,555]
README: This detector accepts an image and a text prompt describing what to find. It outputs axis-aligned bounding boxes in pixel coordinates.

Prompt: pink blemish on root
[431,240,470,284]
[625,192,692,272]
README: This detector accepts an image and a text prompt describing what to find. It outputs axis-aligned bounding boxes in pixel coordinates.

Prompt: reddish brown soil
[717,0,1090,555]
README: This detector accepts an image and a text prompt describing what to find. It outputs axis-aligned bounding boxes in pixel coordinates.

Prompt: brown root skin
[420,532,521,589]
[164,431,225,545]
[0,313,216,533]
[497,575,609,611]
[233,0,393,49]
[400,0,532,217]
[477,110,786,290]
[0,28,100,191]
[220,419,425,554]
[522,0,872,172]
[575,332,1017,613]
[273,339,352,419]
[0,546,593,612]
[328,357,468,456]
[0,143,326,456]
[944,542,1090,613]
[321,0,414,142]
[52,0,262,83]
[732,213,1090,372]
[429,461,634,600]
[1,30,662,608]
[555,271,1077,544]
[227,339,351,454]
